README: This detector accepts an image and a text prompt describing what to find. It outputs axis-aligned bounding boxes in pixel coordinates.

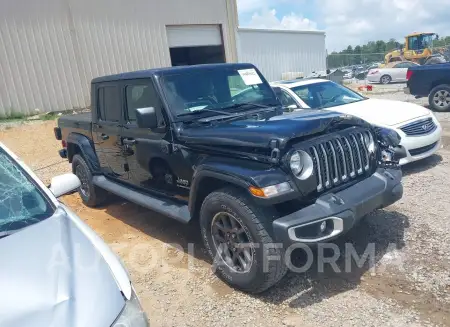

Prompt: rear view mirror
[136,107,158,129]
[49,173,81,198]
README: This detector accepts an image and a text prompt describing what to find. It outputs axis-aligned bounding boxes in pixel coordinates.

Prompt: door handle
[101,133,109,140]
[122,138,136,145]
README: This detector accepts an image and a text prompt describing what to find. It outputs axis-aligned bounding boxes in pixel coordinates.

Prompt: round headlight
[290,151,303,176]
[289,150,314,180]
[364,132,375,153]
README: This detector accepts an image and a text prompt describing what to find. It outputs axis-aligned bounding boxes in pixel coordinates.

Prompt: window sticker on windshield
[238,69,263,85]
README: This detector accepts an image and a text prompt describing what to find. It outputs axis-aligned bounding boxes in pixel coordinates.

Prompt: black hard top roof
[91,63,257,84]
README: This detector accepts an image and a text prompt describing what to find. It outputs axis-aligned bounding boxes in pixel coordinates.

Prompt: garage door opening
[169,45,225,66]
[167,25,225,66]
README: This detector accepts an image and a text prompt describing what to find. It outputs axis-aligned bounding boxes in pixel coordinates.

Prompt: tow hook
[269,139,280,163]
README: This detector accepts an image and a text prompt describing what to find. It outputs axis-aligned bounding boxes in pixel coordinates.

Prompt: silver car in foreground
[0,142,149,327]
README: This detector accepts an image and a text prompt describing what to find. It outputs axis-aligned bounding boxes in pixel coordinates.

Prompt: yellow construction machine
[384,32,447,65]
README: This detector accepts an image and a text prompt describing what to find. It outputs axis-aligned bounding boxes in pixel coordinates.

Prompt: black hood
[177,109,371,150]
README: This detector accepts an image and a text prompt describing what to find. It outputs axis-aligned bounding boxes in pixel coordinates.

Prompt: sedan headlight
[289,150,313,180]
[112,287,149,327]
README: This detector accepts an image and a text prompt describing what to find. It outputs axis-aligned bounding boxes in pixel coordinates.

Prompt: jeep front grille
[308,130,374,192]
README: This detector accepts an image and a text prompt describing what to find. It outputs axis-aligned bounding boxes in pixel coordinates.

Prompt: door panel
[93,84,128,179]
[121,81,191,197]
[93,122,127,177]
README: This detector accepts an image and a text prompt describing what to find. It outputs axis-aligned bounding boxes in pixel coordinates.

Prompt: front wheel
[380,75,392,84]
[200,187,287,293]
[429,84,450,112]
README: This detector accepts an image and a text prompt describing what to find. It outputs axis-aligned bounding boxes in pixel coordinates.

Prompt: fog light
[319,221,327,233]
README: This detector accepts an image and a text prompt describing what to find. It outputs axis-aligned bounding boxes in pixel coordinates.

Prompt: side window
[125,83,165,127]
[408,36,418,50]
[394,63,407,68]
[98,86,121,122]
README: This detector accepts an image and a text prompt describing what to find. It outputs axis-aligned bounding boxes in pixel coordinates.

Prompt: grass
[0,112,26,122]
[0,111,59,123]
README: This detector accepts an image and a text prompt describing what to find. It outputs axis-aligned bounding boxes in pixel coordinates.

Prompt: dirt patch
[363,272,450,326]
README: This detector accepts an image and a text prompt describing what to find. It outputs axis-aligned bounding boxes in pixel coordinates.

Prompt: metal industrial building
[0,0,239,116]
[237,28,326,82]
[0,0,326,116]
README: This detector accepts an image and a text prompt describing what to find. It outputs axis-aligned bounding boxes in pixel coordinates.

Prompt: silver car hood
[0,208,125,327]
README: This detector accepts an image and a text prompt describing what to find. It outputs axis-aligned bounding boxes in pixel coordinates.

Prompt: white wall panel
[237,28,327,82]
[0,0,238,115]
[167,25,222,47]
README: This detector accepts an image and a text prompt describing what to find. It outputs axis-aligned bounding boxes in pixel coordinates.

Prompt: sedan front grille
[308,130,374,192]
[400,118,437,136]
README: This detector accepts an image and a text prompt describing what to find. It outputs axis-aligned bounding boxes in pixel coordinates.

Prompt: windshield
[161,67,278,119]
[420,34,433,48]
[0,148,54,233]
[291,81,365,109]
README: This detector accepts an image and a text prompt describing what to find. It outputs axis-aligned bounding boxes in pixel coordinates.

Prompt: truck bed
[407,63,450,97]
[58,112,92,140]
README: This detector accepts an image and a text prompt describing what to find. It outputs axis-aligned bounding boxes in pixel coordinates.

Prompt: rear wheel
[429,85,450,112]
[380,75,392,84]
[72,154,107,207]
[200,187,287,293]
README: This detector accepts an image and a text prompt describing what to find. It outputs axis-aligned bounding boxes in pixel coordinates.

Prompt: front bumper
[272,168,403,246]
[395,120,442,165]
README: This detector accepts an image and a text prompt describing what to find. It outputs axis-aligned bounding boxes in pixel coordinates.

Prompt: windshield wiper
[177,109,233,117]
[223,102,274,110]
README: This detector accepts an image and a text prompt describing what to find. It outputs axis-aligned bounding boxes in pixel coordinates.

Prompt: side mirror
[49,173,81,198]
[136,107,158,129]
[284,104,298,112]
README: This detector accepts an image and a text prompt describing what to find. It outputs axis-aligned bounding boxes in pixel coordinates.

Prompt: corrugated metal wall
[0,0,238,116]
[237,28,326,82]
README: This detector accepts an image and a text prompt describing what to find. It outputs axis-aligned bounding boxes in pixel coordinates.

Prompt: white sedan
[367,61,419,84]
[271,79,442,165]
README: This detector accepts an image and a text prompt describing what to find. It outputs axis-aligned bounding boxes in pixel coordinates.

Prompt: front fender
[67,133,101,174]
[188,156,292,215]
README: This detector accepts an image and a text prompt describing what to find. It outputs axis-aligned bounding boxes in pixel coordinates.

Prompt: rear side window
[98,86,121,122]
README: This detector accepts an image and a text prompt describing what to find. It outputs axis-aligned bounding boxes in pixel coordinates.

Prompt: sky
[236,0,450,52]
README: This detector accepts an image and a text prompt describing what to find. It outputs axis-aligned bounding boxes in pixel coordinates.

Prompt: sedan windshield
[161,67,278,119]
[291,81,365,109]
[0,148,54,234]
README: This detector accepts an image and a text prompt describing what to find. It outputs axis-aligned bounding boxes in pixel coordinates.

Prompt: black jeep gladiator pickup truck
[405,62,450,111]
[55,63,403,293]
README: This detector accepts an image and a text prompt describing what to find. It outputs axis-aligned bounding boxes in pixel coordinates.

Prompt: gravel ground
[1,95,449,327]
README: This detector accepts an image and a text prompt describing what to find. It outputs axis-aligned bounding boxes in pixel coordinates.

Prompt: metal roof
[91,63,257,83]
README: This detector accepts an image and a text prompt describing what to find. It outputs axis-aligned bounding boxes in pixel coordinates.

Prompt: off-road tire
[200,186,287,293]
[380,75,392,84]
[429,84,450,112]
[72,154,107,207]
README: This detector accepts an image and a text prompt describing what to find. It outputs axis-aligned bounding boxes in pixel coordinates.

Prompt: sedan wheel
[380,75,391,84]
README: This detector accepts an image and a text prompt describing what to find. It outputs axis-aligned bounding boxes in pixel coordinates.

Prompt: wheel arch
[66,133,101,173]
[188,170,251,220]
